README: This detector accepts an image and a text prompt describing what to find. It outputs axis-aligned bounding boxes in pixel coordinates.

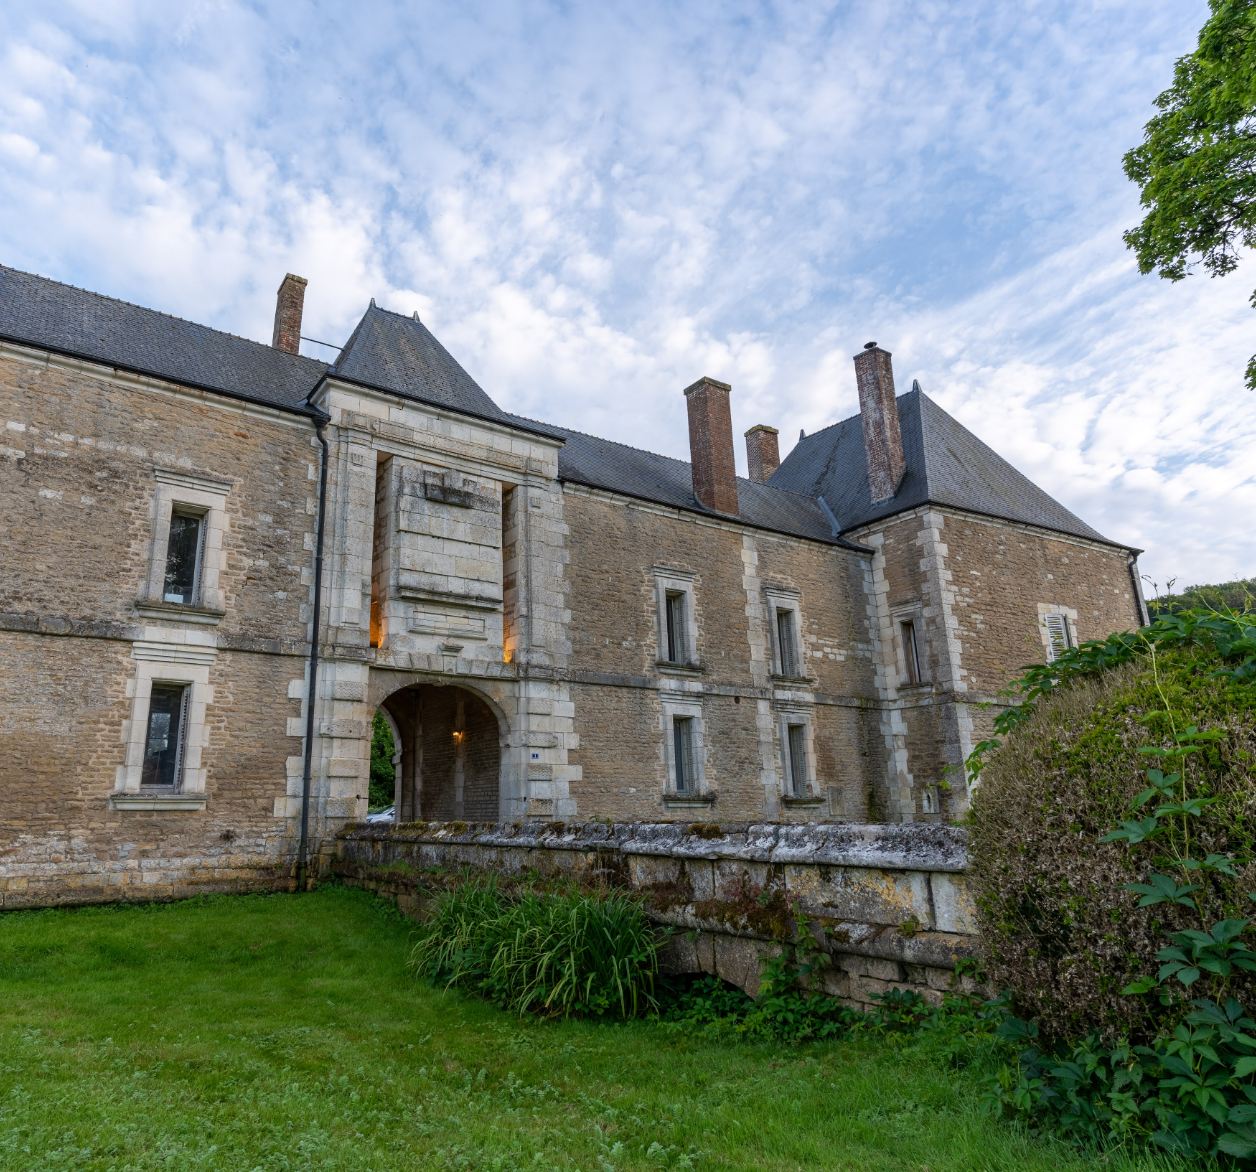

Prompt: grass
[0,884,1181,1172]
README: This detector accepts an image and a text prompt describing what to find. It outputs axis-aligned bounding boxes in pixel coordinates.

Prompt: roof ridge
[367,301,425,322]
[506,412,692,467]
[510,411,834,501]
[1,263,330,371]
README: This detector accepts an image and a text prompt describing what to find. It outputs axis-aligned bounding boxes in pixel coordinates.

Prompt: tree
[1123,0,1256,387]
[368,711,396,809]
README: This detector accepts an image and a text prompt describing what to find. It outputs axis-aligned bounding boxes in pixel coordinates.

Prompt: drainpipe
[1128,555,1150,627]
[296,412,331,891]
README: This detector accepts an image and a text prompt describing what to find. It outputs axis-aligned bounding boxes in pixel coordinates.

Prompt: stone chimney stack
[854,342,905,503]
[271,273,308,354]
[744,424,780,484]
[684,376,739,515]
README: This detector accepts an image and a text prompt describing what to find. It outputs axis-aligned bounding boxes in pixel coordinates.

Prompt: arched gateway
[380,683,503,821]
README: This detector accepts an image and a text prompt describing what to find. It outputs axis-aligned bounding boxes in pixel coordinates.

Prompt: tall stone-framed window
[776,706,817,801]
[138,468,232,620]
[141,682,190,787]
[1037,604,1079,663]
[112,641,218,811]
[765,586,804,679]
[652,566,699,671]
[660,695,711,805]
[889,603,927,689]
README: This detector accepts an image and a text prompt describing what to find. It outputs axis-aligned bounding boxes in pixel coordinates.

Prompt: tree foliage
[368,710,395,809]
[1149,577,1256,618]
[1123,0,1256,387]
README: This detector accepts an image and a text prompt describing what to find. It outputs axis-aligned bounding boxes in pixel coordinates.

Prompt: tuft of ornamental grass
[408,877,660,1018]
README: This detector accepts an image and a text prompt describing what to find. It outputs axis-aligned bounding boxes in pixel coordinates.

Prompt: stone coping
[338,819,969,873]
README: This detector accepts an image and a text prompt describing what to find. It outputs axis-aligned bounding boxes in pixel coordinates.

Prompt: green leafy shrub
[968,614,1256,1043]
[658,953,857,1043]
[984,999,1256,1161]
[408,877,660,1019]
[659,950,1007,1055]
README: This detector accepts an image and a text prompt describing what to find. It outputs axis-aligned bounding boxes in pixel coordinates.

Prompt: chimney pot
[272,273,308,354]
[854,343,905,504]
[684,376,739,515]
[744,424,780,484]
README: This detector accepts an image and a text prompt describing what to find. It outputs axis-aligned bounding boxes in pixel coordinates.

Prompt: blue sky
[2,0,1250,590]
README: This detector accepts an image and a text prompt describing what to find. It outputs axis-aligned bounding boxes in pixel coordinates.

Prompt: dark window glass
[787,723,807,795]
[665,592,687,663]
[901,620,921,684]
[776,609,797,676]
[673,716,695,794]
[142,684,187,788]
[163,513,203,604]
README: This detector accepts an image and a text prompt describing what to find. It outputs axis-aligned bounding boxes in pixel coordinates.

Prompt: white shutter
[1043,613,1071,662]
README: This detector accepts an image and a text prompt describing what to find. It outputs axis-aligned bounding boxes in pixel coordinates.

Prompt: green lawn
[0,884,1176,1172]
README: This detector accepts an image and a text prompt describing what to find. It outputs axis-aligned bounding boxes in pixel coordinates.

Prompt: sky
[0,0,1250,591]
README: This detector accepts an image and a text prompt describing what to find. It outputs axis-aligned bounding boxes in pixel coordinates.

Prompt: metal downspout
[296,414,330,890]
[1128,555,1150,627]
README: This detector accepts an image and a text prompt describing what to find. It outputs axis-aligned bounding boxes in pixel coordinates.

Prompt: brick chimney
[744,424,780,484]
[854,342,905,503]
[271,273,307,354]
[684,376,739,515]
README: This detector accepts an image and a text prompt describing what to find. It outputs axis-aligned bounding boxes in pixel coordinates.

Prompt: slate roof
[770,386,1127,548]
[505,414,865,549]
[330,302,515,426]
[0,264,1119,552]
[0,265,328,412]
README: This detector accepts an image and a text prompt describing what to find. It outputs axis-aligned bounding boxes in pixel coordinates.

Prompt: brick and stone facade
[0,264,1146,907]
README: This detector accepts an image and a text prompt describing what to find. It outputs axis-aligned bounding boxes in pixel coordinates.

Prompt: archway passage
[381,684,502,822]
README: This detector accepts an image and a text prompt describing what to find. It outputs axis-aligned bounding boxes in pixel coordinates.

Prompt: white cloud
[0,0,1245,589]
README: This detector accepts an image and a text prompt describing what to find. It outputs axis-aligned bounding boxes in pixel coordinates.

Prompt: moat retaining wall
[335,820,979,1009]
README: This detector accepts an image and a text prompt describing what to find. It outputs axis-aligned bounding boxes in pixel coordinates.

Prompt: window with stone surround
[113,642,216,811]
[765,587,804,679]
[890,604,927,688]
[1038,604,1079,663]
[661,695,708,801]
[653,566,698,670]
[139,468,232,618]
[777,708,816,798]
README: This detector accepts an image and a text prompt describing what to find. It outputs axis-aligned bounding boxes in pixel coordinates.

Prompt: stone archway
[381,683,503,822]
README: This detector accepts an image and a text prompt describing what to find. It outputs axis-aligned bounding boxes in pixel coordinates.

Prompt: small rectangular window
[787,723,807,796]
[142,683,188,788]
[163,511,205,604]
[776,608,798,677]
[673,716,696,794]
[1044,613,1073,662]
[665,591,688,664]
[901,620,921,685]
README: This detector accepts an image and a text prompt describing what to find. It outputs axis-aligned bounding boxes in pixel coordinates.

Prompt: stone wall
[0,340,315,908]
[334,820,979,1009]
[560,486,885,824]
[852,504,1142,824]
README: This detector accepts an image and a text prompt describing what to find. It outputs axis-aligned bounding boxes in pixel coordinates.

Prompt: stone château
[0,267,1147,906]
